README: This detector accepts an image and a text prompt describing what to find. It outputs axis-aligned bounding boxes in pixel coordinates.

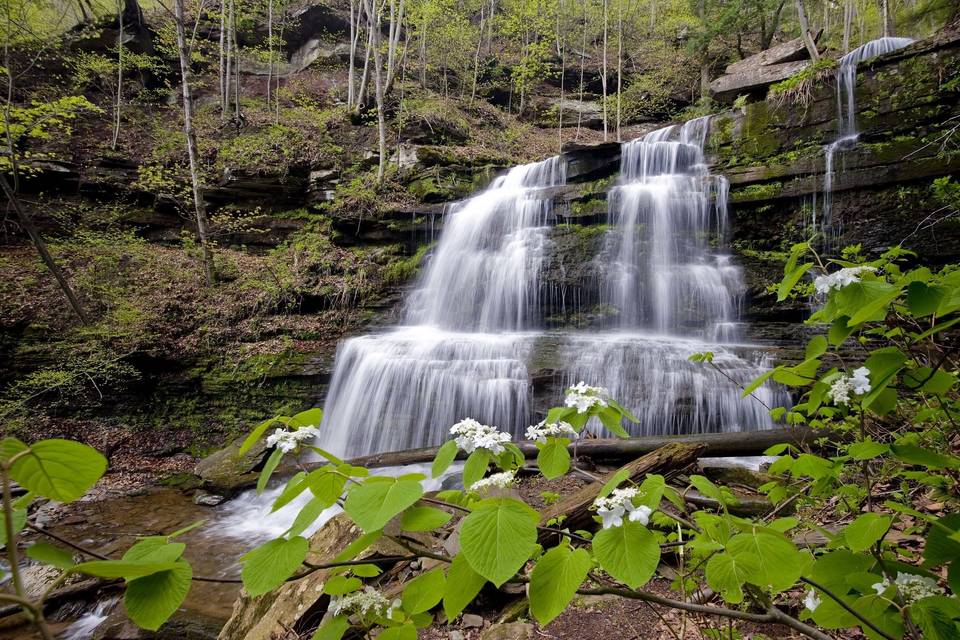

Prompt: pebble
[193,491,226,506]
[461,613,485,628]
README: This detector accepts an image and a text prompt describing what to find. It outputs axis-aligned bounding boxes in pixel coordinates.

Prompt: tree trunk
[266,0,273,106]
[348,0,357,107]
[794,0,821,60]
[538,443,704,543]
[601,0,608,141]
[616,0,622,141]
[232,0,241,127]
[111,0,123,150]
[356,13,374,109]
[334,427,831,470]
[843,0,853,53]
[0,175,89,325]
[223,0,232,120]
[576,0,586,140]
[173,0,215,286]
[363,0,387,182]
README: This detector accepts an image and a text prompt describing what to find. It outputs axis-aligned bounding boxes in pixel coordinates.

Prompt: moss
[730,181,783,203]
[382,243,432,286]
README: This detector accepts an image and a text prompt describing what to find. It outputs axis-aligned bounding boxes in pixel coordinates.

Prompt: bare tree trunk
[223,0,232,121]
[794,0,821,60]
[576,0,586,140]
[698,0,710,99]
[266,0,273,106]
[763,0,787,49]
[111,0,123,150]
[557,0,564,151]
[356,12,373,109]
[616,0,622,141]
[471,1,484,104]
[843,0,853,52]
[232,0,241,127]
[218,0,226,114]
[363,0,387,182]
[276,15,283,122]
[880,0,893,36]
[385,0,404,91]
[649,0,656,32]
[0,175,89,324]
[173,0,215,286]
[601,0,608,141]
[348,0,358,107]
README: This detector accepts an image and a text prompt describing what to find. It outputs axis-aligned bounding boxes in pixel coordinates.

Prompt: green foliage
[769,58,838,107]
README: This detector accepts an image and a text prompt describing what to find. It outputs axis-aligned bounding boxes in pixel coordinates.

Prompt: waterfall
[568,117,786,436]
[819,37,915,235]
[318,118,784,457]
[319,158,562,456]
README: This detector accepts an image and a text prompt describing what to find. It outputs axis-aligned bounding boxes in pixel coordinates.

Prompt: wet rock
[93,607,222,640]
[193,438,269,494]
[480,622,534,639]
[20,563,62,600]
[448,631,465,640]
[192,491,226,507]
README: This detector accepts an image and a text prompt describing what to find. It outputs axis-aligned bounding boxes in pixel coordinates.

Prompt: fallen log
[340,426,827,470]
[537,442,705,544]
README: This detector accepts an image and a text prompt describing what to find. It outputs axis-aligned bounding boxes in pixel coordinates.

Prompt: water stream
[819,37,915,237]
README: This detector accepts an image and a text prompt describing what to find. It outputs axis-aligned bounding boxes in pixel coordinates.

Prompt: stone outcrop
[710,35,820,102]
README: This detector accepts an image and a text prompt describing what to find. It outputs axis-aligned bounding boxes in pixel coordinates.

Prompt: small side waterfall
[319,118,785,457]
[819,37,915,235]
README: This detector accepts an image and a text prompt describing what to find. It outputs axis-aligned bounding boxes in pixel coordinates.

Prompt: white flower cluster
[564,382,610,414]
[450,418,511,455]
[525,420,576,443]
[826,366,872,405]
[330,586,399,619]
[872,573,944,604]
[265,426,321,453]
[470,470,517,492]
[813,266,876,294]
[804,589,822,611]
[592,487,653,529]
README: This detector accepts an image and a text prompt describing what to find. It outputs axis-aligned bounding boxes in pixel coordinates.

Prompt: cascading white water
[568,117,787,436]
[819,37,915,234]
[318,117,784,456]
[319,158,563,456]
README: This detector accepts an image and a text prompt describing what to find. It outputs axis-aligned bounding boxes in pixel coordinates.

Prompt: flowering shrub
[3,242,959,640]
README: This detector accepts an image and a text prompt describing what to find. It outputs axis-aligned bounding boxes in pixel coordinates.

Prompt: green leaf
[924,514,960,565]
[726,527,802,593]
[310,615,351,640]
[460,498,538,586]
[306,468,347,507]
[323,575,362,595]
[239,417,281,456]
[73,560,181,580]
[462,450,490,489]
[124,560,192,631]
[908,596,960,640]
[257,448,284,495]
[844,513,891,552]
[123,538,185,563]
[706,551,757,604]
[529,544,592,625]
[847,282,903,326]
[778,262,813,301]
[343,477,424,532]
[0,507,26,546]
[537,440,571,480]
[9,439,107,503]
[443,553,487,620]
[597,406,629,437]
[402,567,446,614]
[828,317,855,346]
[592,521,660,589]
[287,496,328,538]
[891,444,959,470]
[400,506,452,532]
[741,368,775,398]
[290,407,322,428]
[240,536,308,596]
[332,530,382,563]
[848,441,889,461]
[379,624,417,640]
[598,468,631,499]
[805,335,828,359]
[907,282,945,317]
[26,542,75,569]
[432,440,458,479]
[271,472,309,512]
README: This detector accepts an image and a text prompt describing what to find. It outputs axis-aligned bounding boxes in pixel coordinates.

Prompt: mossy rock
[193,437,269,493]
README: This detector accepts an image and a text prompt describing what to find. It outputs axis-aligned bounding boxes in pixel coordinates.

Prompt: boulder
[710,60,812,103]
[193,438,269,494]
